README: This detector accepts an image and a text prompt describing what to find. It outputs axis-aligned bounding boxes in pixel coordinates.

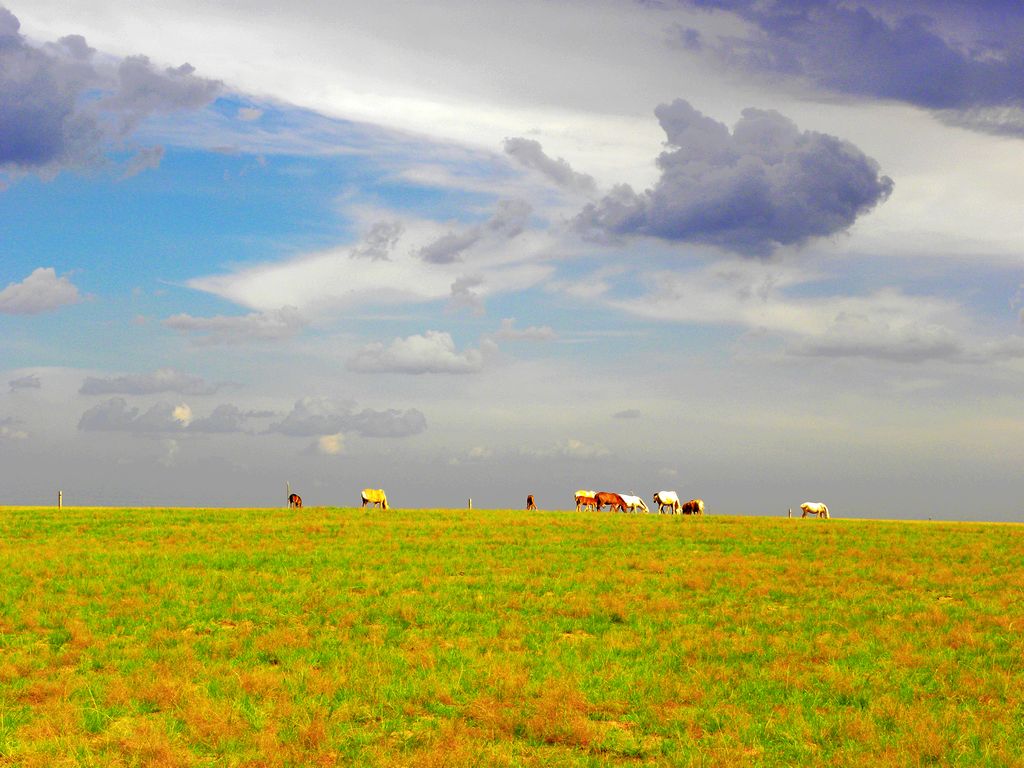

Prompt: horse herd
[285,487,829,519]
[572,490,704,515]
[287,488,389,510]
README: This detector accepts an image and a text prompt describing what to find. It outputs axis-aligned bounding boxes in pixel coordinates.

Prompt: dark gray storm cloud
[80,368,221,396]
[503,137,598,196]
[676,1,1024,136]
[0,7,220,176]
[418,199,531,264]
[575,99,893,255]
[269,397,427,438]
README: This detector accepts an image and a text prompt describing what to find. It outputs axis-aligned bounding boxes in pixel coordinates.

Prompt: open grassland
[1,507,1023,767]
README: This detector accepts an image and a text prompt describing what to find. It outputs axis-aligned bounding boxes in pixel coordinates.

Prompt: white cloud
[348,330,488,375]
[605,259,1024,366]
[0,268,80,315]
[171,403,193,427]
[0,417,28,440]
[162,306,305,344]
[236,106,263,121]
[525,437,611,460]
[80,368,220,395]
[611,259,953,336]
[490,317,556,342]
[448,444,494,466]
[184,211,556,315]
[9,373,42,391]
[309,433,344,455]
[159,438,180,467]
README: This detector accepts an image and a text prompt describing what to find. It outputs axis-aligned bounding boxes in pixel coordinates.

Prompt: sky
[1,0,1022,519]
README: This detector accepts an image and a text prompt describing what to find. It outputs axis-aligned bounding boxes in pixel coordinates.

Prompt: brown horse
[526,494,538,510]
[575,494,597,512]
[288,493,303,509]
[681,498,704,515]
[594,491,627,512]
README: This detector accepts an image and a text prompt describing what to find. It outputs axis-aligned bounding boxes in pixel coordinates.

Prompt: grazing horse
[361,488,389,510]
[800,502,829,519]
[288,493,302,509]
[653,491,682,514]
[681,498,705,515]
[594,491,628,513]
[575,494,597,512]
[620,494,649,513]
[526,494,538,511]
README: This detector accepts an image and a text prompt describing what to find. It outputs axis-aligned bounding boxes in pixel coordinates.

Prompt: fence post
[468,498,472,510]
[58,491,62,509]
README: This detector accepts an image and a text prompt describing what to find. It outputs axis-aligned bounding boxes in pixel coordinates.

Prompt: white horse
[620,494,649,514]
[653,491,681,514]
[800,502,829,519]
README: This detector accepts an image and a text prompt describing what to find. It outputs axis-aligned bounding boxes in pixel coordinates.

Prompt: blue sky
[2,0,1023,518]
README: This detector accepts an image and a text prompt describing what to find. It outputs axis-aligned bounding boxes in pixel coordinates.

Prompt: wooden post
[58,491,62,509]
[468,498,472,510]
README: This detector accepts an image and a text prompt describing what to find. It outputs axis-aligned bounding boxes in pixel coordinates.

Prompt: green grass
[0,506,1022,766]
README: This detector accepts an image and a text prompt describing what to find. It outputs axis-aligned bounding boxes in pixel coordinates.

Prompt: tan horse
[361,488,389,510]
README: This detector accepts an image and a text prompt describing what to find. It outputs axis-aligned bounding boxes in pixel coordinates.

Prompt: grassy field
[0,506,1022,766]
